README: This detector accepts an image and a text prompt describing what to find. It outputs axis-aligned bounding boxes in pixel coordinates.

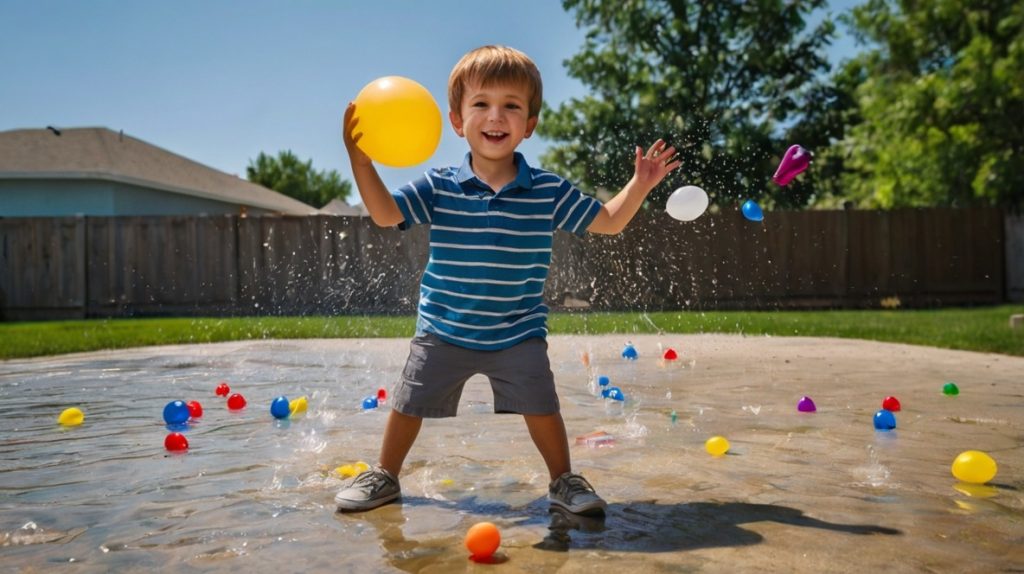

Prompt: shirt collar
[456,152,533,193]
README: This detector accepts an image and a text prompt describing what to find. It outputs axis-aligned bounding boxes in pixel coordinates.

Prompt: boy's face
[449,80,538,164]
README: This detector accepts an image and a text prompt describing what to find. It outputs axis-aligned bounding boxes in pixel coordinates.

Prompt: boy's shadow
[342,496,901,561]
[535,500,902,552]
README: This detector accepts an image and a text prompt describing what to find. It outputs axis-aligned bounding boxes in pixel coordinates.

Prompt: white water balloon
[665,185,709,221]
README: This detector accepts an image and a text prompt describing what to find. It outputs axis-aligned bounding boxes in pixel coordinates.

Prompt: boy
[335,45,680,515]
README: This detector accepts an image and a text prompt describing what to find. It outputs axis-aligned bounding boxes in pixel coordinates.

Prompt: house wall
[0,180,115,216]
[0,179,274,216]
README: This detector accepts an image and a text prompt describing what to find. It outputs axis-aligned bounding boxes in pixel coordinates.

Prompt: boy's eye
[505,103,521,110]
[472,102,487,108]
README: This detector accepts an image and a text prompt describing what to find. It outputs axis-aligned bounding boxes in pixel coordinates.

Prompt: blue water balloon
[741,200,764,222]
[873,409,896,430]
[163,400,190,425]
[362,396,379,410]
[621,344,638,360]
[606,387,625,401]
[597,375,610,387]
[270,396,290,419]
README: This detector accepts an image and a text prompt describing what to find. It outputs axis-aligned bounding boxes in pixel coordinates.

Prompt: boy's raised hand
[634,139,681,190]
[343,102,372,167]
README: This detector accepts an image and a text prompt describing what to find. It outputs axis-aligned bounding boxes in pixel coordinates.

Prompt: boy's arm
[343,102,404,228]
[587,139,680,235]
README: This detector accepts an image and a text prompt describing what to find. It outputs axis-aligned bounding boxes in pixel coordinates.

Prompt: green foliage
[246,150,352,209]
[836,0,1024,209]
[538,0,835,208]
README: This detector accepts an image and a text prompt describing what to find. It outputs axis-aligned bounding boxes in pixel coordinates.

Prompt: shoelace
[351,470,390,494]
[562,474,596,495]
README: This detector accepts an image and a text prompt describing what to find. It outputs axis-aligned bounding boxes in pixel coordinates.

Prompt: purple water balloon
[797,396,816,413]
[772,145,813,186]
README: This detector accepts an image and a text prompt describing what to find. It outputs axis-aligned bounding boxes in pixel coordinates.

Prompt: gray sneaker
[548,472,607,515]
[334,466,401,512]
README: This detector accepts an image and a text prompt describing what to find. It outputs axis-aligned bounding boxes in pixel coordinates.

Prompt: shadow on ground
[534,500,902,552]
[337,496,902,571]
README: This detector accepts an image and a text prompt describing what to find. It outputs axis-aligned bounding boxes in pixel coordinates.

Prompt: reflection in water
[1,336,1022,572]
[535,507,606,551]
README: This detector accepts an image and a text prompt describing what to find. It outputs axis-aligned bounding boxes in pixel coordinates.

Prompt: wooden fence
[0,208,1009,320]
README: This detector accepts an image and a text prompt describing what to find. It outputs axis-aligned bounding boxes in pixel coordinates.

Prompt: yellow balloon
[951,450,997,484]
[289,396,308,415]
[705,436,730,456]
[352,76,442,167]
[58,407,84,426]
[336,461,371,479]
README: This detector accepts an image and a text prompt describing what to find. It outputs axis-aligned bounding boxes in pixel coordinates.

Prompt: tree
[246,151,352,209]
[538,0,836,209]
[836,0,1024,209]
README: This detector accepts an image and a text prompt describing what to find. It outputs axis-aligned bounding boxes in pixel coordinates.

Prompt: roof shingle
[0,127,318,215]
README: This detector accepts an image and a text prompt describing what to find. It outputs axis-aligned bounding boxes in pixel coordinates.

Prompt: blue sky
[1,0,859,202]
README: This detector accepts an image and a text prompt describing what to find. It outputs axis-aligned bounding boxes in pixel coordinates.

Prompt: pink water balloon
[772,145,812,186]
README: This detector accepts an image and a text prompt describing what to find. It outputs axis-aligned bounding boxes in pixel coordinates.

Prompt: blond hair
[448,45,543,118]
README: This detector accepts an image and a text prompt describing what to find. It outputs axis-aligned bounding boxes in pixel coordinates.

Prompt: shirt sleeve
[552,179,603,237]
[390,172,435,230]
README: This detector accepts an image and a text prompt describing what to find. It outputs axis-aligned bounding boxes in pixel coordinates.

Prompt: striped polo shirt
[391,152,602,351]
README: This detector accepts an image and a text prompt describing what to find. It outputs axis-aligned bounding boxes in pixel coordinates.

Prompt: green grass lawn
[1,306,1022,360]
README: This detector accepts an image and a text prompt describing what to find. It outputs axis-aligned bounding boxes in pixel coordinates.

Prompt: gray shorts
[391,332,559,418]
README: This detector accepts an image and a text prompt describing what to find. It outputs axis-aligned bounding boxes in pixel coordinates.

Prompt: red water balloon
[882,396,901,412]
[215,382,230,397]
[227,393,247,410]
[377,387,388,402]
[663,348,678,361]
[187,400,203,418]
[165,432,189,451]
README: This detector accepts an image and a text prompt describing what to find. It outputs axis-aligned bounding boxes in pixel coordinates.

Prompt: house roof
[0,127,318,215]
[319,198,368,216]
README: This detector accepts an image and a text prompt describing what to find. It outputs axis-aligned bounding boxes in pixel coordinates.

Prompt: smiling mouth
[482,131,508,143]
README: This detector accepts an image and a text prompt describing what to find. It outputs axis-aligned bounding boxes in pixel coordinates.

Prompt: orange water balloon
[465,521,501,560]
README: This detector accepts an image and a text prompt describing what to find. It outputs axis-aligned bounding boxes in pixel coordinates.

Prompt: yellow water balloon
[289,396,308,416]
[58,407,84,426]
[705,436,730,456]
[335,460,371,479]
[951,450,997,484]
[352,76,442,168]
